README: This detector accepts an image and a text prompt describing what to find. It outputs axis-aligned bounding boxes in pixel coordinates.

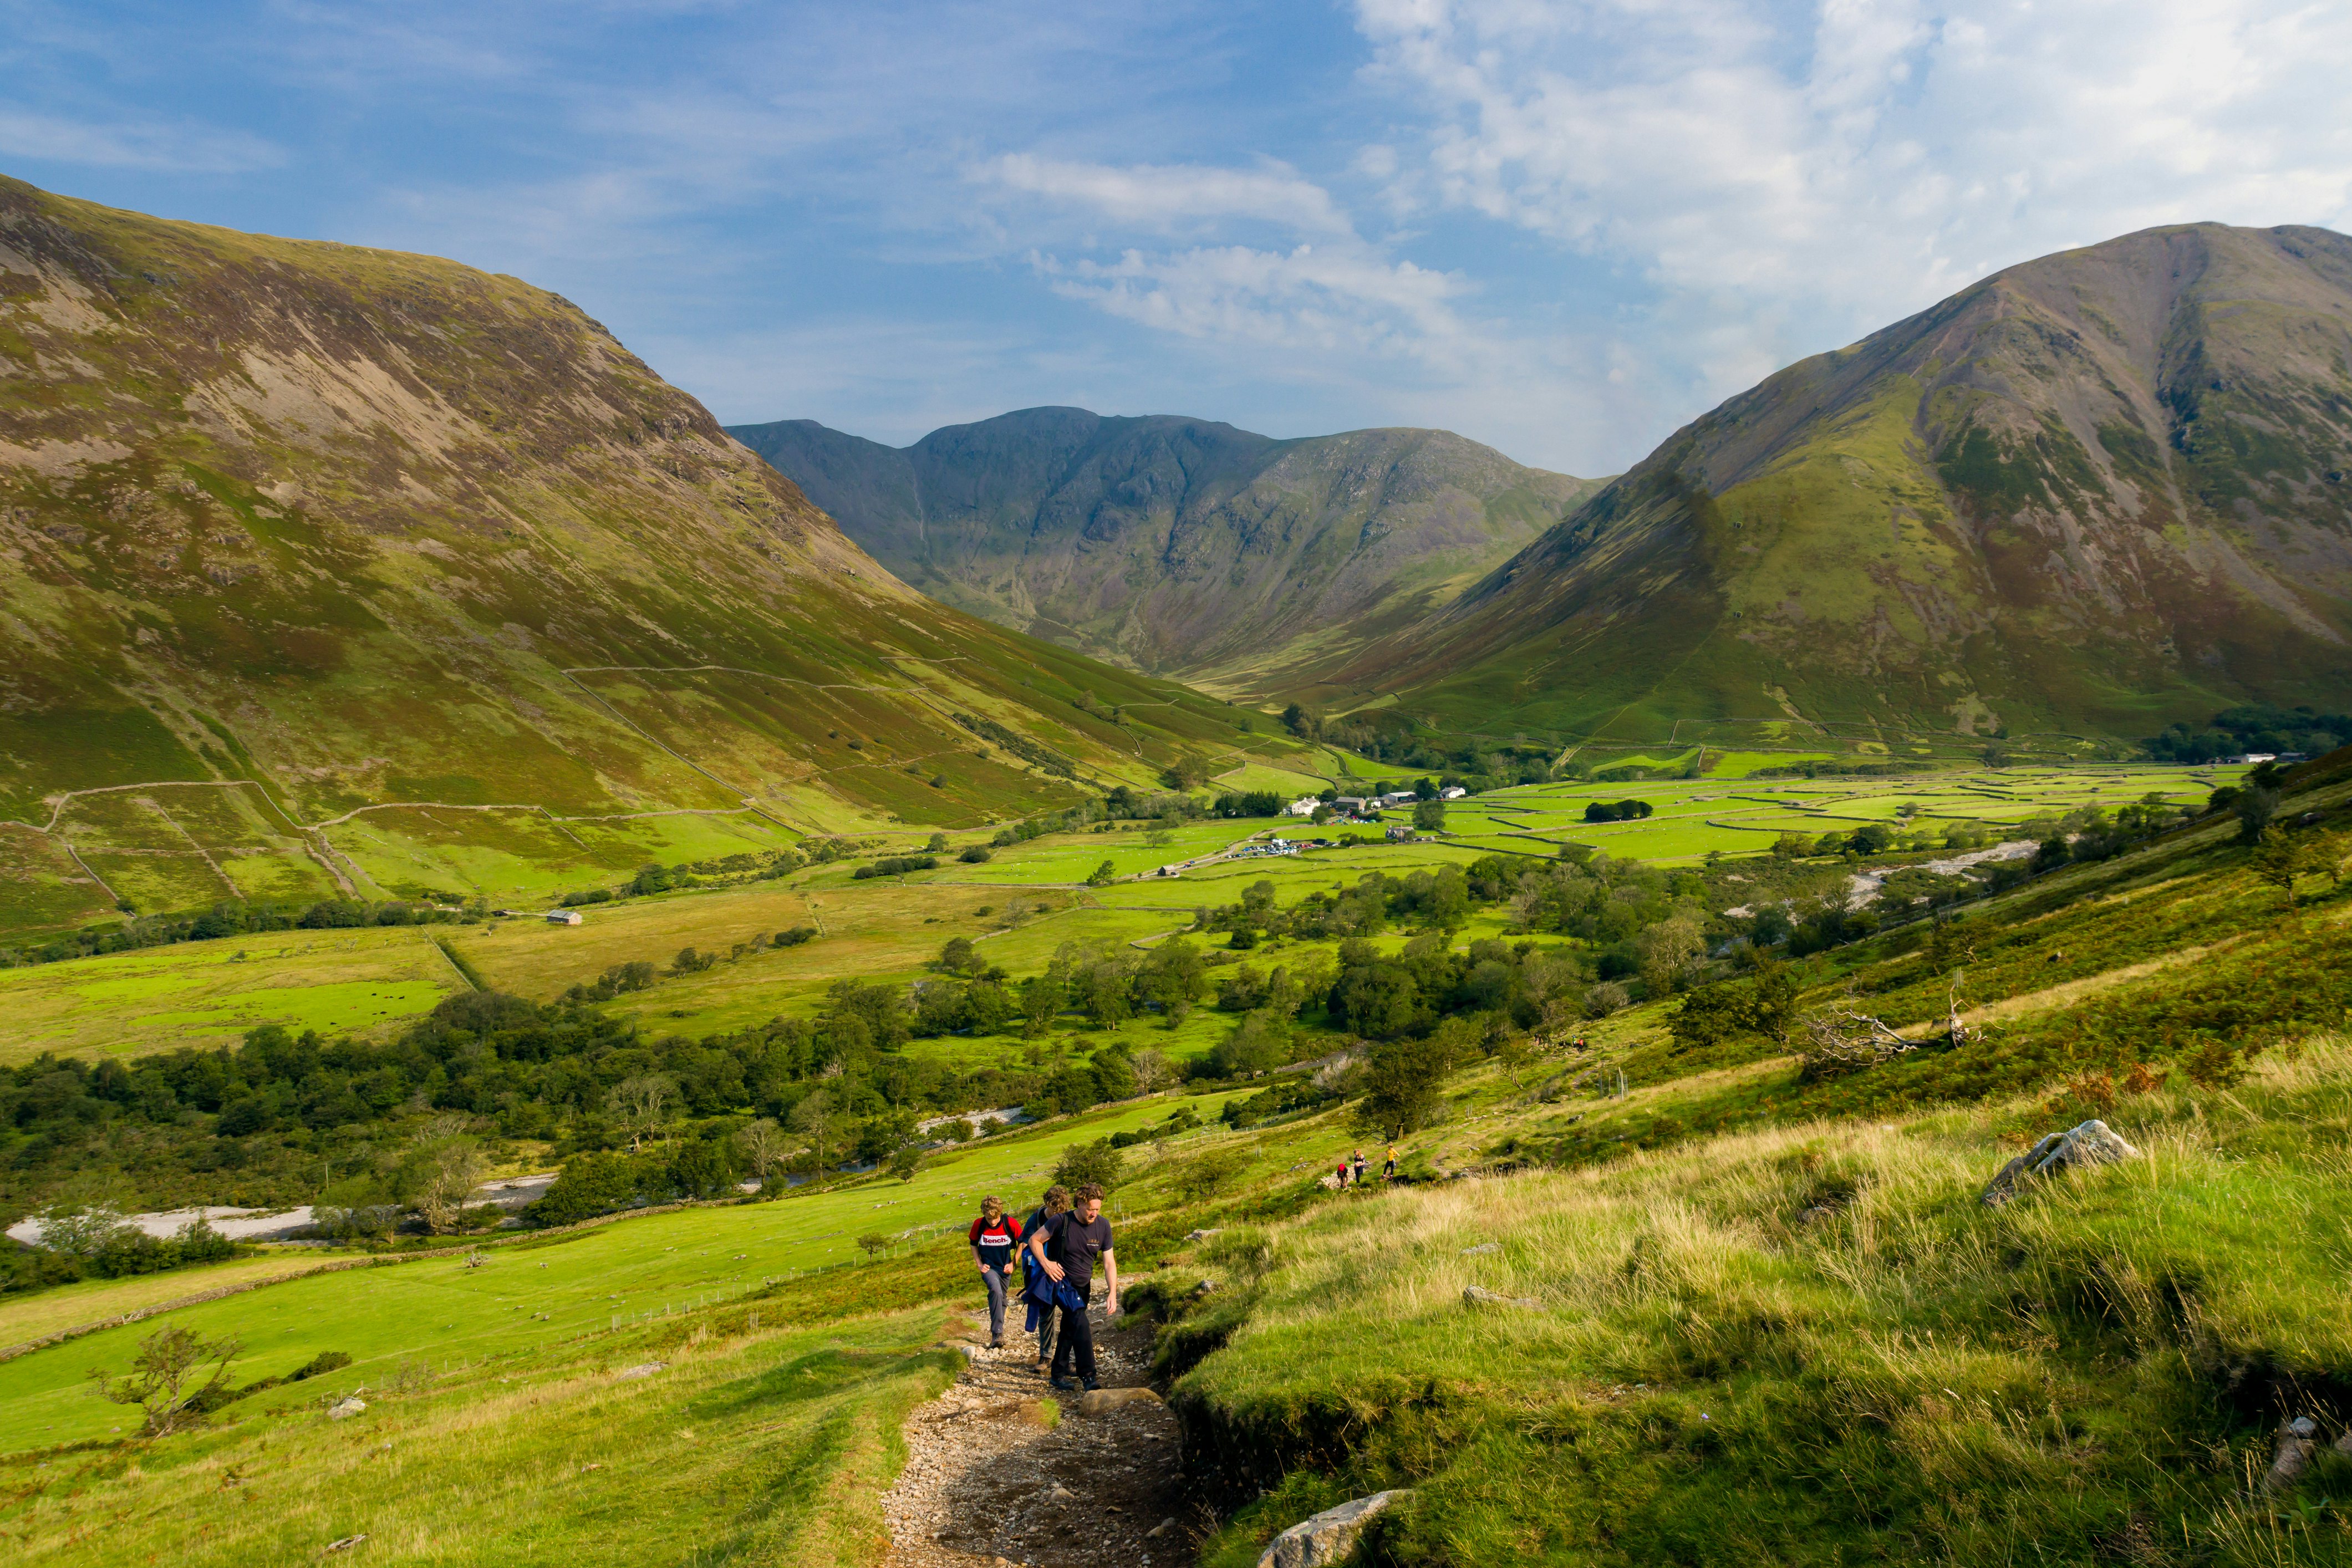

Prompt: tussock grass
[1180,1041,2352,1565]
[0,1307,954,1566]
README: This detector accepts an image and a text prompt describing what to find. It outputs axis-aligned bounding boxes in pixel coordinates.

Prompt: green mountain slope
[1336,222,2352,744]
[0,175,1286,938]
[729,409,1600,693]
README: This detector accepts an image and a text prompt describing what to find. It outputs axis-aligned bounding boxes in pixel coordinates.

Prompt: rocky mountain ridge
[730,408,1599,692]
[1327,222,2352,743]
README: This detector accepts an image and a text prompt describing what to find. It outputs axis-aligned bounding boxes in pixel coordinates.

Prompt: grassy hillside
[730,410,1601,695]
[3,752,2349,1565]
[0,175,1323,946]
[1327,222,2352,749]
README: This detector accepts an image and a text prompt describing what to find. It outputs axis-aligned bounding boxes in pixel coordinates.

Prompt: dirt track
[883,1305,1197,1568]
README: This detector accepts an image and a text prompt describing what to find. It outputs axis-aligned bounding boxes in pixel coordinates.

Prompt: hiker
[1021,1184,1071,1372]
[1335,1155,1351,1188]
[1351,1148,1368,1185]
[968,1195,1023,1349]
[1028,1181,1117,1392]
[1383,1142,1398,1180]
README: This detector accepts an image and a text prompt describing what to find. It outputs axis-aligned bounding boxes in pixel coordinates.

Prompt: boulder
[1077,1386,1163,1417]
[326,1397,366,1420]
[614,1362,667,1381]
[1461,1242,1500,1256]
[1183,1228,1221,1243]
[1258,1490,1411,1568]
[1462,1285,1544,1311]
[1981,1119,2141,1208]
[2266,1417,2322,1490]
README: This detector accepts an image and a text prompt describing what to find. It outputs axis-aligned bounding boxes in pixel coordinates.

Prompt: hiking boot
[1082,1378,1101,1393]
[1051,1376,1082,1392]
[990,1336,1004,1350]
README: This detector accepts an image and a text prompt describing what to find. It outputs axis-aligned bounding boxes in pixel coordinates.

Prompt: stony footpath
[884,1307,1192,1568]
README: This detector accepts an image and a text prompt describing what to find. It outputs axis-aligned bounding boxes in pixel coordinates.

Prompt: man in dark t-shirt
[1027,1182,1118,1391]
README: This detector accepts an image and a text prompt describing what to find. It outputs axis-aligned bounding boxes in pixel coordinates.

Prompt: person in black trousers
[1021,1184,1070,1372]
[1027,1182,1119,1392]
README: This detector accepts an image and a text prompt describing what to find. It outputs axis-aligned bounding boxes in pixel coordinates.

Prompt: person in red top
[968,1195,1023,1348]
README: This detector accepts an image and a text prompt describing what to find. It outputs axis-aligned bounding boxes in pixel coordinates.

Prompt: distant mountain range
[0,175,1281,938]
[1321,222,2352,742]
[729,410,1599,693]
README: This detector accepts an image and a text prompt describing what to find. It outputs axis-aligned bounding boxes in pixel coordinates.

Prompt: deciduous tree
[88,1324,241,1436]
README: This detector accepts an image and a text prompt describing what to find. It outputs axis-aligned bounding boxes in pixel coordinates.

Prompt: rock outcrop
[1256,1490,1411,1568]
[1981,1120,2141,1208]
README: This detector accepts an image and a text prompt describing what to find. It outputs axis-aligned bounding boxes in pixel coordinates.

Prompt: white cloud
[1355,0,2352,401]
[981,154,1577,437]
[981,154,1353,235]
[1037,242,1462,353]
[0,106,284,174]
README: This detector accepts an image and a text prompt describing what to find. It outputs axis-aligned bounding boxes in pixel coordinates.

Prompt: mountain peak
[1330,220,2352,742]
[731,411,1600,691]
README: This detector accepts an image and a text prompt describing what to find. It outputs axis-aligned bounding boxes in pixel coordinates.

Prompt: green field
[0,927,464,1065]
[1435,763,2229,863]
[0,763,2241,1064]
[323,807,808,904]
[0,1087,1248,1450]
[8,1301,954,1568]
[5,755,2351,1566]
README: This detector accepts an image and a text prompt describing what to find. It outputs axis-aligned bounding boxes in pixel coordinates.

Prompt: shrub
[854,855,939,880]
[1582,981,1630,1018]
[1353,1031,1456,1136]
[530,1152,647,1225]
[1053,1137,1126,1194]
[291,1350,353,1382]
[775,926,818,946]
[959,845,993,863]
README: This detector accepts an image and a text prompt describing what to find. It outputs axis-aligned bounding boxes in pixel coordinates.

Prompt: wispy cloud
[981,154,1353,235]
[1354,0,2352,401]
[0,105,283,174]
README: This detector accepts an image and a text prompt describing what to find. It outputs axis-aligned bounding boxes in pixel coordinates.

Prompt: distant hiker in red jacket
[968,1195,1022,1348]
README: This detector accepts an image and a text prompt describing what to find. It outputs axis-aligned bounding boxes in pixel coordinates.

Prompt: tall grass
[0,1307,955,1566]
[1179,1041,2352,1566]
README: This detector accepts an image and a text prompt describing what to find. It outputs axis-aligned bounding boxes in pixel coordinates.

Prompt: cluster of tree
[990,803,1103,849]
[2145,704,2346,763]
[854,854,939,879]
[0,971,1110,1225]
[1667,960,1801,1050]
[0,895,474,970]
[559,849,806,907]
[910,936,1209,1043]
[1202,869,1478,949]
[1582,799,1656,822]
[553,926,818,1006]
[2,1213,238,1296]
[1102,783,1209,822]
[526,1141,749,1225]
[1213,790,1287,817]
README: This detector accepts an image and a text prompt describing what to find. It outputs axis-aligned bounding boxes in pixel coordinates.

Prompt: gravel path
[884,1305,1195,1568]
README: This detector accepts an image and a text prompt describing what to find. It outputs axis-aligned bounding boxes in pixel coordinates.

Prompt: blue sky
[5,1,2350,474]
